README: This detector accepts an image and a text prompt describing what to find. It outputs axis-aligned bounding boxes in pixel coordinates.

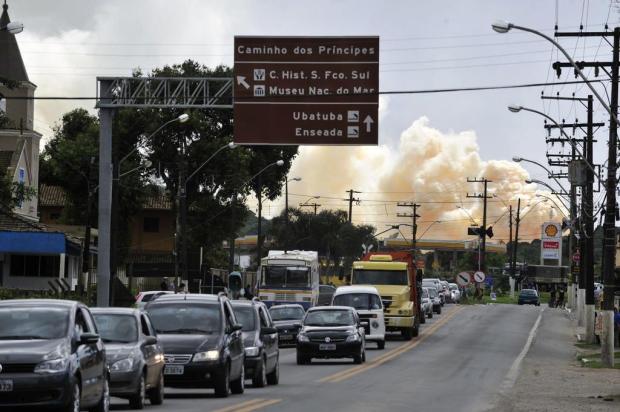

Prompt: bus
[257,250,320,309]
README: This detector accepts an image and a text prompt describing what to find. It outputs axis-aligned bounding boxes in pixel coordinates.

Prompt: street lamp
[525,178,570,198]
[512,156,570,194]
[180,141,236,282]
[456,205,478,226]
[536,193,568,218]
[419,220,441,239]
[299,196,321,215]
[508,105,599,180]
[229,160,284,272]
[0,21,23,34]
[285,176,302,219]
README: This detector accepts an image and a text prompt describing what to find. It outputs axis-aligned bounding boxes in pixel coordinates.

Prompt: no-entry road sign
[233,36,379,145]
[456,272,471,287]
[473,271,486,283]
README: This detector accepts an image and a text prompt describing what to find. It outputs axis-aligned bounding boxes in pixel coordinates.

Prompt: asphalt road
[111,303,544,412]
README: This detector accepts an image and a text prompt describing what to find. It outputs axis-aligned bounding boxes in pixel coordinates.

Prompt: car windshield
[232,305,256,332]
[422,289,429,298]
[521,290,537,296]
[352,269,408,285]
[304,309,355,326]
[262,266,309,287]
[147,303,221,334]
[93,314,138,343]
[0,307,69,340]
[269,306,305,321]
[427,288,438,298]
[332,293,382,310]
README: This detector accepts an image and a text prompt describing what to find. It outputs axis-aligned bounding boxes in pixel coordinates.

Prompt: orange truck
[352,251,422,340]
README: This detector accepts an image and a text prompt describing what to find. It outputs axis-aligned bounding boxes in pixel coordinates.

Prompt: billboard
[233,36,379,145]
[541,222,562,262]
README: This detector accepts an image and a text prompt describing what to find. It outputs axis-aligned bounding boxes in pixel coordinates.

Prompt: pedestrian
[549,287,556,308]
[244,284,254,300]
[557,288,565,309]
[160,277,169,291]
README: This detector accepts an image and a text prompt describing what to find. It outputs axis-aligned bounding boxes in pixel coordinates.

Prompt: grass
[578,351,620,369]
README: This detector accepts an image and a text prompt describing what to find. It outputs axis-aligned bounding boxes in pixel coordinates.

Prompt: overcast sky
[5,0,617,237]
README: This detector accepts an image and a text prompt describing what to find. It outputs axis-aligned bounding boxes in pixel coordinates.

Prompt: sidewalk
[489,307,620,412]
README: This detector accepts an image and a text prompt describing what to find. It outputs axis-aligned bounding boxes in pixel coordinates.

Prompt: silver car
[421,288,434,320]
[448,283,461,303]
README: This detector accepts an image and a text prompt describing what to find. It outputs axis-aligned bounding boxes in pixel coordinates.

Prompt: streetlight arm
[537,194,569,217]
[185,142,233,187]
[419,221,440,238]
[509,24,616,124]
[236,160,284,192]
[120,116,184,166]
[520,158,570,195]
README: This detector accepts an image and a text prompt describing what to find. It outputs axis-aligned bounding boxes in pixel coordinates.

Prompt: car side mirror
[260,327,277,335]
[143,336,157,346]
[80,332,100,345]
[231,324,243,332]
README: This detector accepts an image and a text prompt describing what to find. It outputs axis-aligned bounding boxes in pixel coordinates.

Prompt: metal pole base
[577,288,585,327]
[585,304,596,344]
[600,310,615,368]
[509,277,515,298]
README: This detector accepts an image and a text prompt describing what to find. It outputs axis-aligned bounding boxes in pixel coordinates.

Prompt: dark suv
[0,299,109,412]
[145,294,245,397]
[231,299,279,388]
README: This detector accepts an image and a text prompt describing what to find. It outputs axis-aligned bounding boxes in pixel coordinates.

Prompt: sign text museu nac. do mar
[233,36,379,145]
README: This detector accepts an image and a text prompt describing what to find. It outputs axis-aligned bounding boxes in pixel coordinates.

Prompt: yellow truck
[351,252,421,340]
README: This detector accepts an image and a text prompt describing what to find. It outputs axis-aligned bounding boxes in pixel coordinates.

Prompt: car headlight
[193,350,220,362]
[110,357,135,372]
[245,346,260,357]
[297,333,309,342]
[35,346,70,374]
[346,333,360,342]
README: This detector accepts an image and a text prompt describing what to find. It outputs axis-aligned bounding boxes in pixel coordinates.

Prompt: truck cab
[351,253,420,340]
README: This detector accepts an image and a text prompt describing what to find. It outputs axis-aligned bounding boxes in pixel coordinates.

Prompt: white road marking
[501,307,544,392]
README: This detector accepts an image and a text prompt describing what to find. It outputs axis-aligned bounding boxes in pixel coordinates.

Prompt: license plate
[0,380,13,392]
[164,365,184,375]
[280,334,292,340]
[319,344,336,351]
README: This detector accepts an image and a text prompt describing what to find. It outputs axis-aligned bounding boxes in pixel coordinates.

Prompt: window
[258,307,271,328]
[93,314,138,343]
[10,255,60,277]
[143,217,160,233]
[0,94,6,113]
[74,309,90,337]
[223,302,237,329]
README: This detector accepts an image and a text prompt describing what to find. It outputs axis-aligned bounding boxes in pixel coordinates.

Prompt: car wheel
[401,327,413,341]
[129,373,146,410]
[266,356,279,385]
[428,310,433,319]
[420,309,426,324]
[362,348,366,363]
[213,363,230,398]
[296,352,308,365]
[64,381,80,412]
[88,374,110,412]
[377,340,385,350]
[230,364,245,394]
[412,322,419,338]
[252,357,267,388]
[353,352,363,364]
[148,371,164,405]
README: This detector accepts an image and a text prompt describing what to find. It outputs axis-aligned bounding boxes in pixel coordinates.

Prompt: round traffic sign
[473,271,486,283]
[456,272,471,287]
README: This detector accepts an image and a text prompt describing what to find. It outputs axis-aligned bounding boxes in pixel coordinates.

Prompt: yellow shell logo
[545,224,558,237]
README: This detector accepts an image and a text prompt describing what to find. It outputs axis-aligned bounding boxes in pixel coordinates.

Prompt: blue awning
[0,231,79,256]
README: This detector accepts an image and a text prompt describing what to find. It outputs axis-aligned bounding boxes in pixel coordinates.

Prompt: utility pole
[346,189,361,223]
[397,202,420,257]
[552,26,619,367]
[508,205,514,298]
[513,199,521,291]
[467,178,492,272]
[300,202,321,215]
[540,94,603,323]
[228,194,237,273]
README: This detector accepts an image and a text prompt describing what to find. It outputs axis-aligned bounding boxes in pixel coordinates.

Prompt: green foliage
[269,208,376,272]
[0,171,36,210]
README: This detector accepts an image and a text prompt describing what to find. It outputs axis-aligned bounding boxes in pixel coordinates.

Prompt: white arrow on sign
[456,272,471,287]
[363,115,374,132]
[236,75,250,90]
[473,271,486,283]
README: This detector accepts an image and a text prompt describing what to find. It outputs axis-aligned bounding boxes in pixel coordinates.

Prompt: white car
[332,285,386,350]
[448,283,461,303]
[135,290,174,309]
[421,288,434,321]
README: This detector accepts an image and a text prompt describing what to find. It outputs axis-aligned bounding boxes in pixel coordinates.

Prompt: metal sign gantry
[94,77,233,307]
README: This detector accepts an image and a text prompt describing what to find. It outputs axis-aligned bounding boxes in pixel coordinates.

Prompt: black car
[231,300,279,388]
[0,299,109,412]
[318,285,336,306]
[518,289,541,306]
[269,304,305,346]
[296,306,366,365]
[145,293,245,397]
[92,308,165,409]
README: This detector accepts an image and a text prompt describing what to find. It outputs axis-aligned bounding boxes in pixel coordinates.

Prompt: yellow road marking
[211,398,269,412]
[235,399,282,412]
[320,306,463,383]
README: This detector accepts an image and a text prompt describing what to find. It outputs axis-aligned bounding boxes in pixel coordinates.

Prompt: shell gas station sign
[541,222,562,263]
